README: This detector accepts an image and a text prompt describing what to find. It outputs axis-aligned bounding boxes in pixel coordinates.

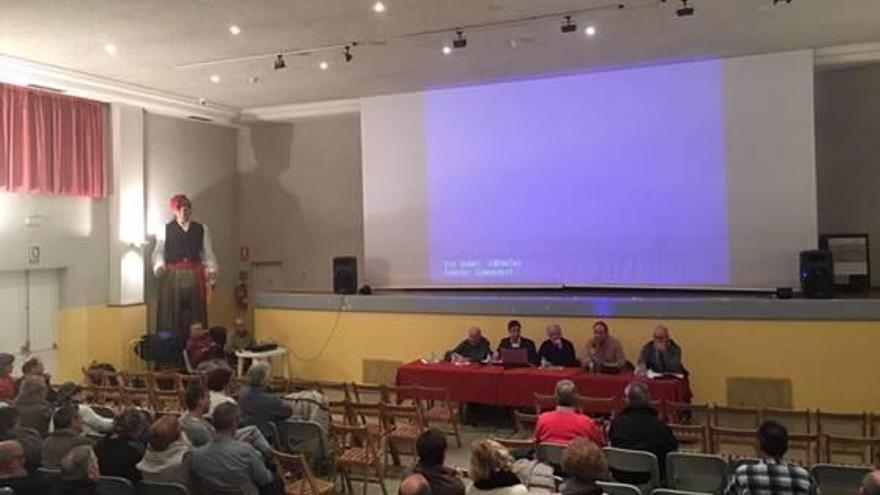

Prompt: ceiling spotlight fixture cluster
[676,0,695,17]
[344,45,354,62]
[772,0,793,4]
[274,54,286,70]
[452,30,467,50]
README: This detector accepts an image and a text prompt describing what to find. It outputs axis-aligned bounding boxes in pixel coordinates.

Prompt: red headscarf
[170,194,191,212]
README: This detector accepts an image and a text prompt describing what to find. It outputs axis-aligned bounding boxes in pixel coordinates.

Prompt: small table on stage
[395,360,691,410]
[235,346,292,378]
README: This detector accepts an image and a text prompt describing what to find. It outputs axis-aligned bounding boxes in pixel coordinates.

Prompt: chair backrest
[536,443,566,466]
[138,480,190,495]
[272,449,326,495]
[712,405,760,429]
[708,426,759,457]
[785,432,820,466]
[352,382,387,405]
[332,424,383,463]
[578,396,619,417]
[810,463,873,495]
[667,402,710,426]
[761,407,812,434]
[380,402,425,429]
[669,424,709,453]
[492,437,535,451]
[597,480,643,495]
[513,410,538,435]
[182,349,194,373]
[534,393,558,414]
[97,475,136,495]
[823,434,880,467]
[284,419,330,461]
[818,411,869,438]
[289,379,323,394]
[603,447,661,493]
[666,452,729,495]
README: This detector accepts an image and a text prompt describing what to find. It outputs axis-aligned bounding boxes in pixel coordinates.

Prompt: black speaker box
[333,256,358,295]
[799,250,834,299]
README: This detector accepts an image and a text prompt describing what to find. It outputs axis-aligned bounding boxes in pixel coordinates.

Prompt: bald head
[546,324,563,344]
[0,440,25,475]
[399,473,432,495]
[861,471,880,495]
[467,327,483,344]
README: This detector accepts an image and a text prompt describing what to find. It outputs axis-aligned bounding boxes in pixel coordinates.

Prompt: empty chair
[667,402,710,426]
[761,408,812,434]
[709,426,759,459]
[604,447,660,494]
[810,463,872,495]
[598,481,643,495]
[536,443,566,466]
[823,434,880,467]
[669,424,709,453]
[408,386,463,448]
[138,480,190,495]
[534,393,559,414]
[514,410,538,437]
[666,452,728,495]
[97,475,137,495]
[578,396,619,418]
[818,412,870,463]
[712,405,760,429]
[272,449,335,495]
[283,420,333,474]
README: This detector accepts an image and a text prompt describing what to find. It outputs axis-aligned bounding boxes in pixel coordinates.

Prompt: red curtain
[0,82,107,198]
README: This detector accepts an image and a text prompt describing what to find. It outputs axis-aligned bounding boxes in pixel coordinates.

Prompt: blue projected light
[425,59,729,286]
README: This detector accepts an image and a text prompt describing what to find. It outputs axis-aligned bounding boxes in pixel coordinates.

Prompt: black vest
[164,221,204,263]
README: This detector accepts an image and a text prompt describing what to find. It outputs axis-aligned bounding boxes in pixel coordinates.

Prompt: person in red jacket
[185,322,224,370]
[535,379,605,447]
[0,354,16,402]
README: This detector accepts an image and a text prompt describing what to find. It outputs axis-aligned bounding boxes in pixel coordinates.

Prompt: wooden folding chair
[270,376,289,394]
[120,371,152,409]
[786,432,820,467]
[534,393,558,414]
[761,407,812,434]
[514,410,538,437]
[577,395,619,418]
[818,411,870,463]
[712,405,760,429]
[823,434,880,467]
[667,402,710,426]
[380,401,427,466]
[271,449,335,495]
[149,372,184,415]
[406,386,462,448]
[177,373,205,393]
[318,381,353,426]
[709,426,759,460]
[333,424,388,495]
[493,437,535,451]
[669,424,709,453]
[82,367,124,408]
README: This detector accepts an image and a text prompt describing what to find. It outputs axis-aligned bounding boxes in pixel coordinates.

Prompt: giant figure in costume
[152,194,218,342]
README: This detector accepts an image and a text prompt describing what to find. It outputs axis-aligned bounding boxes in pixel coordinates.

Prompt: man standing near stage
[153,194,218,343]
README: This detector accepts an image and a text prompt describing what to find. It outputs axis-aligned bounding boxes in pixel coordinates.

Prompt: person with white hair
[59,445,100,495]
[237,362,292,442]
[609,382,678,483]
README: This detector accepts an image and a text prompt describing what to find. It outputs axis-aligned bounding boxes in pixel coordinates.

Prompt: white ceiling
[1,0,879,110]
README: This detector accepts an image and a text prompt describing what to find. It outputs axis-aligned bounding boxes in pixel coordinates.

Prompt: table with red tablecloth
[395,361,691,409]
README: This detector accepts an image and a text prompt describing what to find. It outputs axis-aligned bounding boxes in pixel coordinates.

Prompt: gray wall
[815,64,880,286]
[239,114,364,291]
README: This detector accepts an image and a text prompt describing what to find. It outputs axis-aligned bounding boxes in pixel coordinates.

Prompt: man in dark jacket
[496,320,539,366]
[446,327,491,363]
[413,428,465,495]
[238,362,292,444]
[608,382,678,483]
[637,325,687,375]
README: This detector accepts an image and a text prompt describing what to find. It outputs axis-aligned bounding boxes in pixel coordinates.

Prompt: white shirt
[153,219,219,274]
[208,390,236,417]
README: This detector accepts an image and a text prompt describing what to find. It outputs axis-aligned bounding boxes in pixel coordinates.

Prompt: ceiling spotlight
[319,61,329,70]
[229,24,241,35]
[772,0,793,4]
[104,43,118,55]
[452,30,467,49]
[442,45,452,55]
[209,74,220,83]
[584,25,597,37]
[344,45,353,63]
[248,76,260,84]
[676,0,695,17]
[274,54,286,70]
[372,1,386,13]
[560,15,577,34]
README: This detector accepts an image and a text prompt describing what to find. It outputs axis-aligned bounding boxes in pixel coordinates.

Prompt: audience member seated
[496,320,539,366]
[559,438,608,495]
[447,327,492,363]
[608,382,677,483]
[727,421,814,495]
[238,362,292,440]
[0,407,42,472]
[186,321,230,372]
[535,380,605,447]
[181,381,272,455]
[401,473,434,495]
[538,324,579,367]
[190,403,277,495]
[467,439,528,495]
[137,415,193,489]
[14,375,51,435]
[0,354,15,402]
[15,357,57,402]
[0,439,49,493]
[226,316,256,355]
[861,471,880,495]
[54,382,114,437]
[584,321,627,373]
[206,368,236,416]
[59,445,100,495]
[413,428,465,495]
[42,404,91,469]
[637,324,687,375]
[94,408,149,483]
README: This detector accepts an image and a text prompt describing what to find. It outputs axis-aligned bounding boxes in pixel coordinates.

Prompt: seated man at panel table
[727,421,814,495]
[583,321,627,373]
[185,322,229,372]
[496,320,539,366]
[445,327,492,363]
[637,324,687,375]
[538,324,579,367]
[535,380,605,447]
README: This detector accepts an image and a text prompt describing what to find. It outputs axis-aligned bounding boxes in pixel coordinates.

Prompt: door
[0,270,60,375]
[0,272,28,361]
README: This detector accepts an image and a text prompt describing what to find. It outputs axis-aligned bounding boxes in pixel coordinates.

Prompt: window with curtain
[0,82,107,198]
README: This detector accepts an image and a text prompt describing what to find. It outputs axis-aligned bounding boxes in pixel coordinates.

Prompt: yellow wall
[57,304,147,382]
[256,309,880,413]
